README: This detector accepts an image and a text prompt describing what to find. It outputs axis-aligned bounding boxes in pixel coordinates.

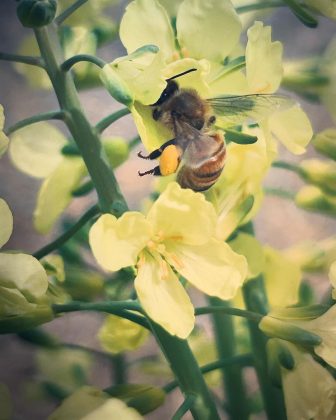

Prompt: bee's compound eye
[193,118,204,130]
[208,115,216,125]
[152,109,162,121]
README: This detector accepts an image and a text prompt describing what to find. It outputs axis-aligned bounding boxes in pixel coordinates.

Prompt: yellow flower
[48,386,143,420]
[89,182,247,338]
[281,343,336,420]
[98,315,149,354]
[0,105,9,157]
[110,1,312,157]
[303,0,336,20]
[0,198,52,333]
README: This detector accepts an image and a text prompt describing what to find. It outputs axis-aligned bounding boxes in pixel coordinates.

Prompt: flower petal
[9,123,67,179]
[147,182,217,245]
[89,213,151,272]
[269,105,313,155]
[111,49,167,105]
[135,251,194,338]
[229,233,265,279]
[176,0,242,62]
[48,386,142,420]
[263,246,301,308]
[282,343,336,420]
[119,0,175,61]
[34,157,86,234]
[246,22,283,93]
[0,253,48,299]
[0,199,13,249]
[166,239,247,300]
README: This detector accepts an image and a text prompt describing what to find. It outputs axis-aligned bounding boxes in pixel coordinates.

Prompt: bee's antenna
[167,68,197,81]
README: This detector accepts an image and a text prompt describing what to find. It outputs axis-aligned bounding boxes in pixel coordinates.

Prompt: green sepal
[269,304,329,321]
[224,128,258,145]
[71,180,94,197]
[312,129,336,161]
[61,143,80,156]
[105,384,165,415]
[266,339,282,387]
[17,0,57,28]
[100,65,134,107]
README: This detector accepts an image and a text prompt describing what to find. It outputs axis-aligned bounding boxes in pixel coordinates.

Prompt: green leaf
[224,128,258,144]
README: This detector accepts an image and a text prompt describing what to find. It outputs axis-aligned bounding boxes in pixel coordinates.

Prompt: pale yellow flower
[281,342,336,420]
[89,182,247,338]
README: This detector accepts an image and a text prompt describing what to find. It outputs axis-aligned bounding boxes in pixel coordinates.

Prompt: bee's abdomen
[177,141,226,192]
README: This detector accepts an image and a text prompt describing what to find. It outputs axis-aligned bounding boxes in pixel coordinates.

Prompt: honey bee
[138,68,293,192]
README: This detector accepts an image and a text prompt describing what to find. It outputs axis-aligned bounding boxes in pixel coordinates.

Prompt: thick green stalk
[242,277,286,420]
[208,297,249,420]
[149,322,220,420]
[34,25,127,214]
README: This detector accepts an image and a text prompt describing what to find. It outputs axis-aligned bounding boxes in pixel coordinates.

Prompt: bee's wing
[207,94,295,125]
[175,124,221,169]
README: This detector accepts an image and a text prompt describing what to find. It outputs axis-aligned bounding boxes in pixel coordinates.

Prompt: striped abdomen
[177,133,226,192]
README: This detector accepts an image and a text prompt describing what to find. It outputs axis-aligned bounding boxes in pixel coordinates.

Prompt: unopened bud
[100,65,134,107]
[300,159,336,195]
[295,185,336,216]
[260,316,322,346]
[312,129,336,161]
[0,305,54,334]
[17,0,57,28]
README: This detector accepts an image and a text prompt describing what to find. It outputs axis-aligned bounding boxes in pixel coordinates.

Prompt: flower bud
[299,159,336,195]
[100,65,134,107]
[260,316,322,346]
[102,137,130,168]
[17,0,57,28]
[0,305,54,334]
[295,185,336,216]
[312,129,336,161]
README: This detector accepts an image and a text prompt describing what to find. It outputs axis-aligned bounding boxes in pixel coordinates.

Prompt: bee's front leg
[137,139,176,160]
[138,166,161,177]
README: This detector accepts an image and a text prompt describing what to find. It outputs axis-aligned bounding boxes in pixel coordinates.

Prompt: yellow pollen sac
[181,47,190,58]
[159,145,180,176]
[160,259,170,280]
[167,252,184,270]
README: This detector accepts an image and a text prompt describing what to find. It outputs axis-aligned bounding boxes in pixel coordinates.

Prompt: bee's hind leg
[137,139,176,160]
[138,166,162,177]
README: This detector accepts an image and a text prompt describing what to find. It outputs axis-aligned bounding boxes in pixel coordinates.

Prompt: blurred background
[1,0,336,418]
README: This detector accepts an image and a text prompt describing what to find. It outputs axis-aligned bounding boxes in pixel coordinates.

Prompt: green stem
[61,54,106,72]
[164,354,253,393]
[149,322,220,420]
[5,110,66,136]
[208,297,249,420]
[272,160,303,175]
[264,187,296,200]
[195,305,262,322]
[0,52,44,67]
[34,26,128,214]
[236,1,285,14]
[33,205,99,259]
[52,301,149,329]
[95,108,131,134]
[55,0,89,25]
[243,276,287,420]
[71,179,94,197]
[172,394,196,420]
[112,354,127,385]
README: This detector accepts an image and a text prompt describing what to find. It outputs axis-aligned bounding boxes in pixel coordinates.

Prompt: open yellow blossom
[89,183,247,338]
[107,0,312,158]
[281,343,336,420]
